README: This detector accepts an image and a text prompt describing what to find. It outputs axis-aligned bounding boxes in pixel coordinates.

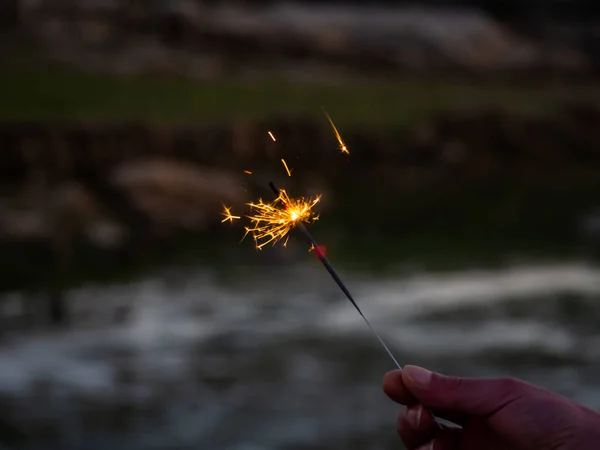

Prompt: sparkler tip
[240,184,320,250]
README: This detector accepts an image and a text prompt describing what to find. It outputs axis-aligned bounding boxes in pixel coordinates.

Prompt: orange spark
[322,107,349,154]
[268,131,276,142]
[221,205,241,223]
[281,158,292,177]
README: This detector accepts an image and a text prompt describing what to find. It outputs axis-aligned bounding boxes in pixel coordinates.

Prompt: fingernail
[406,405,423,428]
[406,366,432,387]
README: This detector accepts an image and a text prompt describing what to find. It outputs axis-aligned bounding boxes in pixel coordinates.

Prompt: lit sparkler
[222,120,401,366]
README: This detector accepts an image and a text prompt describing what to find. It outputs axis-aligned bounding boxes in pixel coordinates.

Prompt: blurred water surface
[1,261,599,449]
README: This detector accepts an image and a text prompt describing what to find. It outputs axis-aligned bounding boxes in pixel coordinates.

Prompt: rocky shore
[1,103,600,245]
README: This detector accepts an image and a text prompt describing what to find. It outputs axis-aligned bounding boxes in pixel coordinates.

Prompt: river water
[1,261,599,449]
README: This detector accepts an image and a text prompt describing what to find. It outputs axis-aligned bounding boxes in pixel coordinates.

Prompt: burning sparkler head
[223,113,345,250]
[244,188,320,249]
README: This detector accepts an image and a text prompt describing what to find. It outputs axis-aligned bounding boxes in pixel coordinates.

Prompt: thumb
[401,365,532,417]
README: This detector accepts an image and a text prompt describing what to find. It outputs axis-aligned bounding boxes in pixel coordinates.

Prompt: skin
[382,366,600,450]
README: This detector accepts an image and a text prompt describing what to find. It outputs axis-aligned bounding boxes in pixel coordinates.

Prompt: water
[1,261,600,449]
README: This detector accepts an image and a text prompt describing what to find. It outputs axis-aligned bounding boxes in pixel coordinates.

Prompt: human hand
[383,366,600,450]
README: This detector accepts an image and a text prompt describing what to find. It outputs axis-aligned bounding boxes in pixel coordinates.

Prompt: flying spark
[243,188,320,250]
[221,205,241,223]
[244,170,252,175]
[268,131,276,142]
[322,107,349,154]
[281,159,292,177]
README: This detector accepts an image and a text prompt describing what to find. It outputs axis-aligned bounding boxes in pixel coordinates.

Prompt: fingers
[386,366,597,450]
[401,366,532,417]
[398,404,437,449]
[384,369,466,425]
[387,370,462,449]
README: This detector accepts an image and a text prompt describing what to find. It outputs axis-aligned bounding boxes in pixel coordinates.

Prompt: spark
[268,131,276,142]
[322,107,349,154]
[243,188,320,250]
[221,205,241,223]
[244,170,253,175]
[281,158,292,177]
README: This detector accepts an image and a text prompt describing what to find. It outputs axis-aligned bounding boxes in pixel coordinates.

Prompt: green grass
[2,64,600,127]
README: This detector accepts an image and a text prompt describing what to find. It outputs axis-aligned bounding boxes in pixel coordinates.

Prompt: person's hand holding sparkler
[222,109,600,449]
[383,366,600,450]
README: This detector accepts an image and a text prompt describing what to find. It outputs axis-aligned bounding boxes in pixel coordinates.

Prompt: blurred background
[1,0,600,449]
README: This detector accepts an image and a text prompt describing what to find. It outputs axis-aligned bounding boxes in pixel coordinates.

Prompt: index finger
[383,370,418,406]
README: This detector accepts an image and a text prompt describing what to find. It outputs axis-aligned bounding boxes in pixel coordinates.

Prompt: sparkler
[224,117,399,366]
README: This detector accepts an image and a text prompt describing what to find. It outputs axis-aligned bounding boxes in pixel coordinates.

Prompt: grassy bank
[2,64,600,127]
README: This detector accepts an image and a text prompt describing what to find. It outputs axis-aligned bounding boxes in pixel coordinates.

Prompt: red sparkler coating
[314,245,327,258]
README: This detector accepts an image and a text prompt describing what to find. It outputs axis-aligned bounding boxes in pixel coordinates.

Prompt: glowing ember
[322,107,350,154]
[221,205,241,223]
